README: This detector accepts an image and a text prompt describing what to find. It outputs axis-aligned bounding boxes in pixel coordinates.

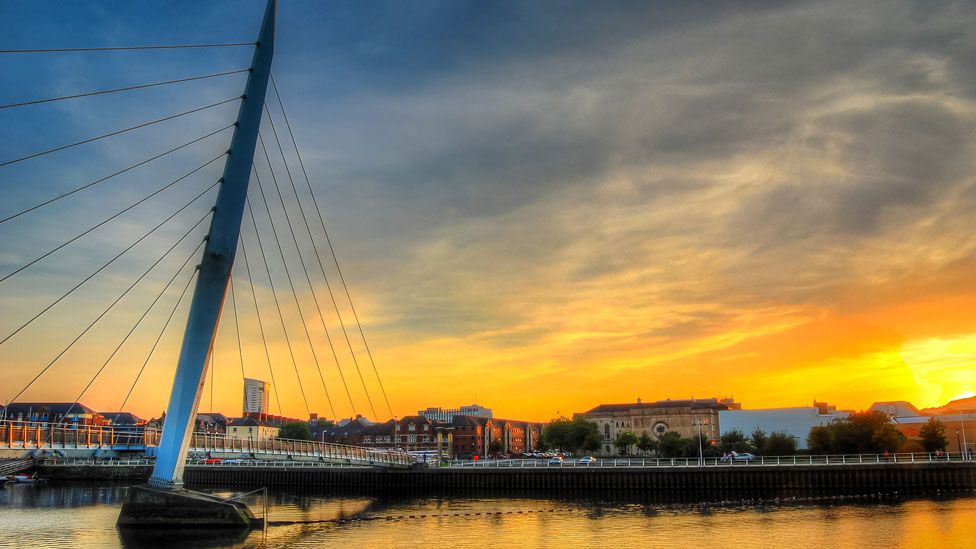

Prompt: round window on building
[653,422,668,436]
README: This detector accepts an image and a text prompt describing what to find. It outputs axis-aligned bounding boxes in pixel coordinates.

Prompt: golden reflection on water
[1,484,975,548]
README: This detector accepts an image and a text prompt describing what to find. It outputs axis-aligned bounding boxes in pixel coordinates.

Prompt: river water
[0,483,974,548]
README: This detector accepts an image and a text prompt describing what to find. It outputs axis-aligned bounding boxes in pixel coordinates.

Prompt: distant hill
[921,396,976,415]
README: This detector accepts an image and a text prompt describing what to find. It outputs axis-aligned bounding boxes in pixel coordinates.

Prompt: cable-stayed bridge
[0,1,406,487]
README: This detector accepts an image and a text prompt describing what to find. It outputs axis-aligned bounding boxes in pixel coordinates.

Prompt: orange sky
[2,1,976,423]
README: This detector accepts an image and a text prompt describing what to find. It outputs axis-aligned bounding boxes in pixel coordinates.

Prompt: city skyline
[2,1,976,423]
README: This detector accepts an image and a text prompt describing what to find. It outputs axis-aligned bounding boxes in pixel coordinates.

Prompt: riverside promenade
[33,456,976,498]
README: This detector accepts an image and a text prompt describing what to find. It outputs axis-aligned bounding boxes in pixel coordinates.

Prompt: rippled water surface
[1,483,975,548]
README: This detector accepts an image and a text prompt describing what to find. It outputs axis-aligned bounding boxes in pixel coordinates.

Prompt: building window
[604,424,611,440]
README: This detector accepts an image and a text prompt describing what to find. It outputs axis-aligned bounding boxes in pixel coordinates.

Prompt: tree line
[539,412,951,457]
[807,412,947,454]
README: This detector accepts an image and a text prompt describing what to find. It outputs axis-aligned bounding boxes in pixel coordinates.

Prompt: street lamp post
[697,419,704,466]
[962,418,969,461]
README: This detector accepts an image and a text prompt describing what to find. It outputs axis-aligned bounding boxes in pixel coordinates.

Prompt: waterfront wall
[38,463,976,495]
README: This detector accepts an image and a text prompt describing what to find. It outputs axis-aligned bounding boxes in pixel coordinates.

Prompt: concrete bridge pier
[117,486,256,529]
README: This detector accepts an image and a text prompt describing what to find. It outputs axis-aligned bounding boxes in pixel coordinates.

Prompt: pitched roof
[868,401,923,418]
[196,413,229,424]
[4,402,99,416]
[580,399,729,415]
[316,418,394,437]
[100,412,143,425]
[450,415,484,427]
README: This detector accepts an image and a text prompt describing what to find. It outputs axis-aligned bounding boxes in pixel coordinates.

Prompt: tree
[637,433,657,455]
[488,440,503,455]
[279,421,312,441]
[541,417,600,454]
[541,418,572,451]
[572,418,602,453]
[918,418,948,453]
[685,434,721,458]
[719,430,752,454]
[751,429,769,455]
[614,431,639,455]
[764,431,797,455]
[314,418,335,429]
[657,431,684,458]
[806,412,906,454]
[808,425,833,454]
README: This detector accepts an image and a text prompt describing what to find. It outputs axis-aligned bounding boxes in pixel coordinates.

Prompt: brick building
[314,413,543,459]
[314,417,394,446]
[395,415,435,451]
[444,416,543,459]
[1,402,106,426]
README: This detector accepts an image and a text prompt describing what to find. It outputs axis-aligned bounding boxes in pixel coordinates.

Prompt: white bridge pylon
[150,0,279,489]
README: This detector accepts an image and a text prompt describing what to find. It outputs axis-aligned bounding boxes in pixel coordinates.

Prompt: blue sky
[2,1,976,421]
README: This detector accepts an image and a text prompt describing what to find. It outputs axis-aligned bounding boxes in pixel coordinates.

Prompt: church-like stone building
[576,398,732,455]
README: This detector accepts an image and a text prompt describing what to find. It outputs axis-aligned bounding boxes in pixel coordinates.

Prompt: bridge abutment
[118,486,255,529]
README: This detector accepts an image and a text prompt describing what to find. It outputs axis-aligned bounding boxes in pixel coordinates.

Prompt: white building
[419,404,493,422]
[719,407,849,449]
[243,378,270,415]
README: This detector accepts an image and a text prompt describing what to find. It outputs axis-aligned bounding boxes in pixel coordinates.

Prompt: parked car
[204,458,222,464]
[721,452,756,462]
[547,456,564,465]
[578,456,597,465]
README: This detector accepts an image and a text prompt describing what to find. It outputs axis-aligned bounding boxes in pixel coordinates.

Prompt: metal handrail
[446,452,971,468]
[39,457,379,469]
[0,419,414,467]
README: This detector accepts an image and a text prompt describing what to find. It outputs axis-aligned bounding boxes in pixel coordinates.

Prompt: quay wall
[38,463,976,495]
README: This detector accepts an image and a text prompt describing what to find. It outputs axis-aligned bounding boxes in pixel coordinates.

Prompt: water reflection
[1,483,975,548]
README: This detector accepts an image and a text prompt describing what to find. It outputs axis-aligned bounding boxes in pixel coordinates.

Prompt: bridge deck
[0,420,413,468]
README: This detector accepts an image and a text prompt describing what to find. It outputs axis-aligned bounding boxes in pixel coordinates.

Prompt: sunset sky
[1,1,975,423]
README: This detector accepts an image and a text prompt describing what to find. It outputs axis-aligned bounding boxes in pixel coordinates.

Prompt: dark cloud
[5,0,976,368]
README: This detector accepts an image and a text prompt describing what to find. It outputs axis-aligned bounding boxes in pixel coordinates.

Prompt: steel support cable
[238,233,282,415]
[251,166,336,419]
[269,75,394,417]
[258,129,357,417]
[57,238,206,424]
[0,96,241,168]
[0,179,221,349]
[0,152,226,285]
[0,43,256,54]
[117,267,198,414]
[245,197,310,417]
[0,68,251,110]
[0,122,236,226]
[254,154,341,420]
[4,208,213,405]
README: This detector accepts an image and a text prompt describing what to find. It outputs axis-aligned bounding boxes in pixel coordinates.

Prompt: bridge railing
[448,452,972,468]
[183,429,413,466]
[0,420,413,467]
[0,420,147,449]
[38,457,371,469]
